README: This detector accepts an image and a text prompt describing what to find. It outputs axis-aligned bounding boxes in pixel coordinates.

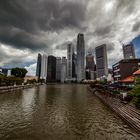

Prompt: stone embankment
[0,84,42,94]
[88,86,140,133]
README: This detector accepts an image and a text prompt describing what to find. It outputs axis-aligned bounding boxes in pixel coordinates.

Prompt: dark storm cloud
[0,0,87,50]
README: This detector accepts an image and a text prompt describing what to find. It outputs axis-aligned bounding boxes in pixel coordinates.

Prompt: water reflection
[0,84,139,140]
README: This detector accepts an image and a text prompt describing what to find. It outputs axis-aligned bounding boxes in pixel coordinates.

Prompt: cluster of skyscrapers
[36,33,110,83]
[36,33,138,83]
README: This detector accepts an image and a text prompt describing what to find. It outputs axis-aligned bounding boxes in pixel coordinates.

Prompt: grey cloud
[0,0,88,50]
[132,21,140,32]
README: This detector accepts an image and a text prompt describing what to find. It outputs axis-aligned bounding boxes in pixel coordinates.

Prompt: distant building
[24,76,38,83]
[86,53,95,70]
[67,43,74,79]
[67,43,76,81]
[56,57,62,82]
[47,55,56,82]
[41,54,48,80]
[113,59,140,83]
[76,33,85,82]
[0,68,11,76]
[72,53,77,78]
[95,44,108,78]
[61,57,67,83]
[123,43,135,59]
[36,53,42,79]
[86,53,96,80]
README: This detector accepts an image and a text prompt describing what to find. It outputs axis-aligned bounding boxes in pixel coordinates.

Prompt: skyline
[0,0,140,76]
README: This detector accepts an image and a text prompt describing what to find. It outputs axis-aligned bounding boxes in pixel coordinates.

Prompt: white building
[40,54,48,80]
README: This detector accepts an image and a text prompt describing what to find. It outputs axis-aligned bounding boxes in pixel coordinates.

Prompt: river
[0,84,139,140]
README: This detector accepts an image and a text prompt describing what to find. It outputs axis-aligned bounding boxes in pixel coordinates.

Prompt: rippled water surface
[0,84,139,140]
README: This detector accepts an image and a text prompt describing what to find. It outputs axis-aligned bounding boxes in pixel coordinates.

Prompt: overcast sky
[0,0,140,75]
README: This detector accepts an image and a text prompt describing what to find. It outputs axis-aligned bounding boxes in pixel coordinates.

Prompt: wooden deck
[88,86,140,133]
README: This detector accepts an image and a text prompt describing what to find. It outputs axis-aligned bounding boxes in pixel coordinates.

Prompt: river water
[0,84,139,140]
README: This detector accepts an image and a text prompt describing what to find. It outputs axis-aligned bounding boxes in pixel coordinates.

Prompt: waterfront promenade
[88,86,140,133]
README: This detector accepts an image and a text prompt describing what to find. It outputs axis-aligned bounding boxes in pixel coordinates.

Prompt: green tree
[129,78,140,109]
[11,68,28,78]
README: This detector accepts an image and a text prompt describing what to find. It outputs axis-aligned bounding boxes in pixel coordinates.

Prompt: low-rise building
[112,59,140,83]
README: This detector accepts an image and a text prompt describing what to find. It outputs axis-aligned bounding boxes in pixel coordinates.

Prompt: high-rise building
[36,53,42,79]
[86,53,95,70]
[72,53,77,78]
[47,55,56,82]
[67,43,74,79]
[61,57,67,83]
[123,43,136,59]
[86,53,96,80]
[95,44,108,78]
[41,54,48,80]
[56,57,62,82]
[76,33,85,82]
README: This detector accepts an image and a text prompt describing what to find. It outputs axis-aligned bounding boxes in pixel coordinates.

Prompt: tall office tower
[67,43,74,79]
[123,43,136,59]
[86,53,95,70]
[76,33,85,82]
[86,53,95,80]
[72,53,77,78]
[47,55,56,82]
[36,53,42,79]
[41,54,48,80]
[56,57,62,82]
[95,44,108,78]
[61,57,67,83]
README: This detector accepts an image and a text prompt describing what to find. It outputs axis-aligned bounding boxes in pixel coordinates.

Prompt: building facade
[61,57,67,83]
[123,43,136,59]
[36,53,42,79]
[76,33,85,82]
[0,68,11,76]
[95,44,108,78]
[56,57,62,82]
[67,43,74,79]
[41,54,48,80]
[47,55,56,82]
[86,53,96,80]
[113,59,140,83]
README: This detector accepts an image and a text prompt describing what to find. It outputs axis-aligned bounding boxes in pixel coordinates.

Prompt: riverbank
[88,86,140,133]
[0,83,42,94]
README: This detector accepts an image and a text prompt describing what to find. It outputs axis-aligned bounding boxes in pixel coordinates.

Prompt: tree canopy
[11,67,28,78]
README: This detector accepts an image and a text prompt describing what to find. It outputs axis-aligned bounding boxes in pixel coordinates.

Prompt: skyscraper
[36,53,42,79]
[86,53,95,80]
[76,33,85,82]
[67,43,74,79]
[61,57,67,83]
[72,53,77,78]
[47,55,56,82]
[86,53,95,70]
[95,44,108,78]
[123,43,136,59]
[56,57,62,82]
[41,54,48,80]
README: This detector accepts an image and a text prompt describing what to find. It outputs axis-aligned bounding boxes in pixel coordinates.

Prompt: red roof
[133,69,140,75]
[120,76,134,83]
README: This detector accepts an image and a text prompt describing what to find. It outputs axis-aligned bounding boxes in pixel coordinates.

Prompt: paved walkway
[88,87,140,133]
